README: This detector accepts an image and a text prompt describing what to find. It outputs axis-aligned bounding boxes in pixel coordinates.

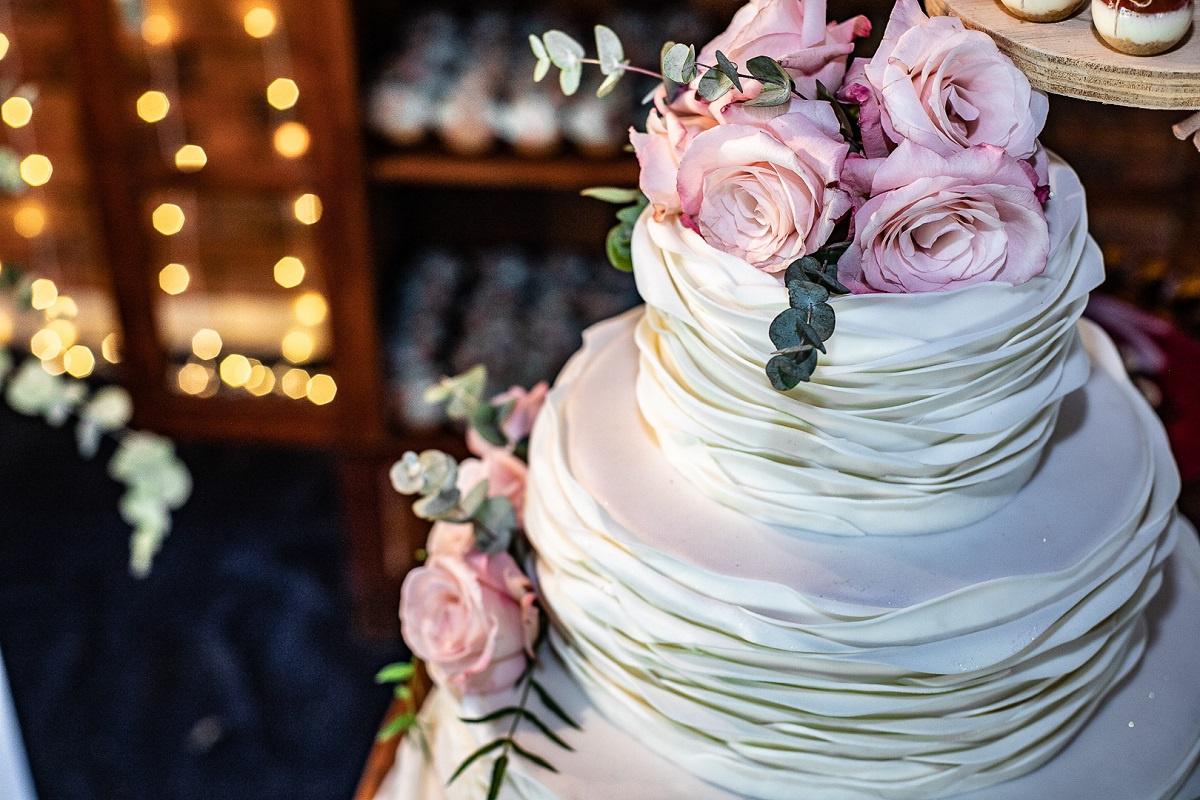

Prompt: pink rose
[426,521,475,558]
[840,141,1048,294]
[400,550,538,697]
[459,448,529,524]
[841,0,1047,163]
[631,89,720,221]
[676,103,851,272]
[698,0,870,100]
[492,381,548,444]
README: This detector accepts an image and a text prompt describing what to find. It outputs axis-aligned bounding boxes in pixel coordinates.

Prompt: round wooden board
[926,0,1200,109]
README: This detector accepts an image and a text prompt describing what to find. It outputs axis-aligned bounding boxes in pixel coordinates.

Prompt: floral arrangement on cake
[536,0,1052,390]
[380,367,578,796]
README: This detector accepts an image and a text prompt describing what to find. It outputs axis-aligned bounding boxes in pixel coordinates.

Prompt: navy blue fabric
[0,404,403,800]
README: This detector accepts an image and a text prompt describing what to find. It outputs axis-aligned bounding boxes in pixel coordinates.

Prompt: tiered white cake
[382,159,1200,798]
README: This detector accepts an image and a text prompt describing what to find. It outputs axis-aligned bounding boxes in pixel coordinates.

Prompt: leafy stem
[578,58,663,81]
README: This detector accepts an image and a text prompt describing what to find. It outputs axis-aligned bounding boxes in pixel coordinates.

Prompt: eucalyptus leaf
[533,58,550,83]
[785,256,823,286]
[810,303,836,341]
[559,64,582,96]
[768,307,807,351]
[460,479,489,517]
[696,68,734,102]
[746,80,792,107]
[766,350,818,391]
[473,497,517,554]
[793,319,827,353]
[715,50,743,90]
[487,755,508,800]
[529,35,551,82]
[413,487,461,520]
[448,739,507,787]
[531,679,581,730]
[471,402,507,448]
[787,279,830,309]
[375,661,416,684]
[581,186,641,204]
[746,56,790,85]
[542,30,584,71]
[662,42,696,84]
[614,203,644,226]
[594,25,625,75]
[596,70,623,98]
[605,224,633,272]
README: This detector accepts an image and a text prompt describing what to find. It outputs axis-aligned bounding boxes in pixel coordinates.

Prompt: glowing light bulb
[219,354,253,387]
[177,362,210,395]
[306,373,337,405]
[266,78,299,110]
[1,96,32,128]
[30,328,63,360]
[281,329,315,363]
[273,256,305,288]
[46,319,78,349]
[191,328,222,360]
[152,202,185,235]
[141,13,176,45]
[136,90,170,123]
[29,278,58,310]
[292,291,328,326]
[63,345,95,378]
[273,121,310,159]
[293,193,322,225]
[101,332,121,364]
[158,263,190,295]
[174,144,207,172]
[281,367,309,399]
[14,203,45,238]
[243,6,277,38]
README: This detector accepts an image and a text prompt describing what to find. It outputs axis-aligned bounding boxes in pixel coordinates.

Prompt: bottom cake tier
[380,527,1200,799]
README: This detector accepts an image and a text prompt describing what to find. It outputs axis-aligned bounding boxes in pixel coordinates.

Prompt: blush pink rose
[698,0,870,100]
[676,102,851,272]
[492,381,548,444]
[840,141,1048,294]
[840,0,1047,165]
[426,521,475,558]
[459,449,529,524]
[400,550,538,697]
[631,89,720,221]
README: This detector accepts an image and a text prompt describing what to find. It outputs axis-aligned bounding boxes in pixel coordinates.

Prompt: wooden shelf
[927,0,1200,110]
[369,152,640,191]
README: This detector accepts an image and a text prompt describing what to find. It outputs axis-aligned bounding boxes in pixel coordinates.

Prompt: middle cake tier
[524,309,1180,800]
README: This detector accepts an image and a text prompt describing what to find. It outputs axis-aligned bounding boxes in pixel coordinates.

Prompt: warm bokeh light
[0,312,12,346]
[219,354,253,387]
[174,144,207,172]
[1,96,32,128]
[266,78,299,110]
[63,345,95,379]
[30,328,63,360]
[246,363,275,396]
[152,202,185,235]
[136,90,170,123]
[280,367,309,399]
[273,256,305,288]
[141,13,176,46]
[292,291,328,326]
[19,154,51,187]
[273,121,310,159]
[243,6,277,38]
[14,203,46,238]
[46,295,79,319]
[41,358,66,376]
[0,33,9,60]
[177,362,211,395]
[158,263,190,295]
[306,374,337,405]
[29,278,58,311]
[47,319,78,349]
[191,328,222,360]
[101,332,121,364]
[293,193,322,225]
[281,329,315,363]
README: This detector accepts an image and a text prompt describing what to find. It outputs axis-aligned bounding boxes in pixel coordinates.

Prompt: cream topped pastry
[1000,0,1086,22]
[1092,0,1194,55]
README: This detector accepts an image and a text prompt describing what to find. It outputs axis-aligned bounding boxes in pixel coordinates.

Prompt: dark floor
[0,403,404,800]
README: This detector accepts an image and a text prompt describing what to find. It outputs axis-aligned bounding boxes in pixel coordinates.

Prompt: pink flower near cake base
[676,103,851,272]
[459,449,530,524]
[492,381,549,444]
[841,0,1047,163]
[840,141,1048,294]
[400,550,538,697]
[698,0,870,100]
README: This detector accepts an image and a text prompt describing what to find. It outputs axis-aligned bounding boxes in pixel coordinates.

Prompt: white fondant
[1091,0,1194,46]
[632,158,1102,535]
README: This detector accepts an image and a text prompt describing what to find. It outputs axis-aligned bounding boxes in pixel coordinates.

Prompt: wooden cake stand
[926,0,1200,110]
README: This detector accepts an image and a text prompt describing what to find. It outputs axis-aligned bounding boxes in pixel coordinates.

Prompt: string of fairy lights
[0,0,337,405]
[134,0,336,406]
[0,0,120,380]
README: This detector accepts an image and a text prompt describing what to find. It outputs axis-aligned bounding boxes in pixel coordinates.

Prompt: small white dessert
[1000,0,1086,22]
[1092,0,1194,56]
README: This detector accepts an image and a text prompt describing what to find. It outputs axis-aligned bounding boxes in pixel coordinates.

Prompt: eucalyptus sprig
[766,244,851,391]
[580,187,647,272]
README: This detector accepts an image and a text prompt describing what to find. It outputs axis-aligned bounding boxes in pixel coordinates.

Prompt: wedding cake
[376,1,1200,798]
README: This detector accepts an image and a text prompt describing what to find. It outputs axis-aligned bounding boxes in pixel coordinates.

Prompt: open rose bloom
[630,0,1050,291]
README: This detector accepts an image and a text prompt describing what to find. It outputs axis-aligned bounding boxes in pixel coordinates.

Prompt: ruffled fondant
[633,157,1102,534]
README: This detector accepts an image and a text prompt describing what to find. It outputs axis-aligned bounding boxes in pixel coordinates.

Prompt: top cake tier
[632,157,1102,535]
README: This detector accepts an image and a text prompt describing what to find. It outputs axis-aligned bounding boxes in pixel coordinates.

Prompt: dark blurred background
[0,1,1197,799]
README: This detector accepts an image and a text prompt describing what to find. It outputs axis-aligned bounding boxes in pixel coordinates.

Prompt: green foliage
[817,80,861,153]
[745,56,794,107]
[715,51,743,91]
[580,186,642,204]
[584,189,647,272]
[374,661,419,743]
[661,42,697,84]
[765,243,851,391]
